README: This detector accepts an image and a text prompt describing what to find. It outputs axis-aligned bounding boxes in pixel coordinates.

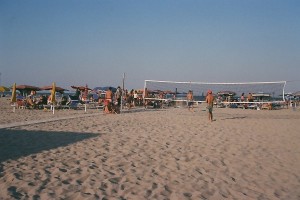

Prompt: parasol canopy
[16,85,41,91]
[71,85,92,91]
[0,86,10,92]
[40,85,68,93]
[292,91,300,97]
[15,85,41,96]
[93,86,117,92]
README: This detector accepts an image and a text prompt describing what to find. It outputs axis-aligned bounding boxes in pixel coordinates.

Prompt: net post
[143,80,147,107]
[282,81,287,101]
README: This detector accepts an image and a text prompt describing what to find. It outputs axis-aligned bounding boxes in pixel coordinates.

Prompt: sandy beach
[0,97,300,200]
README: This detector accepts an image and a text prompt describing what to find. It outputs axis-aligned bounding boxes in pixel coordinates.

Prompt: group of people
[16,93,48,109]
[187,90,214,122]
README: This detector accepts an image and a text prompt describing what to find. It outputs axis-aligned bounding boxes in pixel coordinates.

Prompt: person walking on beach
[104,87,113,113]
[187,90,194,112]
[206,90,214,122]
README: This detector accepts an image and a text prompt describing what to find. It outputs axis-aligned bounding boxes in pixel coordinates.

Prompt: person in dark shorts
[206,90,214,122]
[187,90,194,112]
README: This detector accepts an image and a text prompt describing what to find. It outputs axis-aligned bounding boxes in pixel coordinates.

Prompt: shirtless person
[104,87,113,113]
[206,90,214,122]
[187,90,194,111]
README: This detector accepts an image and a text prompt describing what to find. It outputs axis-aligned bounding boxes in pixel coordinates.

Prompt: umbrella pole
[13,103,16,113]
[53,104,55,114]
[85,104,87,112]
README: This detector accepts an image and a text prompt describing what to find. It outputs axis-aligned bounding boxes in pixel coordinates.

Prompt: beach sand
[1,98,300,199]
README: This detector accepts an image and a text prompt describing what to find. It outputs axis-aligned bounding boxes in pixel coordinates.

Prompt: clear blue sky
[1,0,299,92]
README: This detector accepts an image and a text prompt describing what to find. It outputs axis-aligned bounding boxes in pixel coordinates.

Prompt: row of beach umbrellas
[1,84,119,106]
[9,83,57,114]
[1,84,117,93]
[0,84,67,94]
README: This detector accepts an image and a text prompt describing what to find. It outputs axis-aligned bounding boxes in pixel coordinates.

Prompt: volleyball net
[143,80,287,105]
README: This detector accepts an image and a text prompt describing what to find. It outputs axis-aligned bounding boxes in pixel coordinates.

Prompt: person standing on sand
[187,90,194,112]
[115,86,122,107]
[104,87,113,113]
[247,93,253,102]
[206,90,214,122]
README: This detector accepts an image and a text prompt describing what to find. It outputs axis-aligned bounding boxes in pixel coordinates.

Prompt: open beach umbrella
[0,86,10,92]
[16,85,41,96]
[292,91,300,97]
[71,85,92,91]
[40,85,68,94]
[93,86,117,92]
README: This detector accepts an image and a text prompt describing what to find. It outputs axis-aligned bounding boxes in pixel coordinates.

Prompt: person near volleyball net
[206,90,214,122]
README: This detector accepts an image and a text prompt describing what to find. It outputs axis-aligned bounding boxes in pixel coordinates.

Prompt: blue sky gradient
[1,0,299,91]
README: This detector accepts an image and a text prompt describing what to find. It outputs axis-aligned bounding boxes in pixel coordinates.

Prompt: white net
[144,80,286,103]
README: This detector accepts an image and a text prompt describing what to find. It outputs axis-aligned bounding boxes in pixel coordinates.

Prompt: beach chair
[65,95,80,109]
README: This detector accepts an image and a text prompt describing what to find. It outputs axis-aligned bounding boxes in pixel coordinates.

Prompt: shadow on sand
[0,129,100,164]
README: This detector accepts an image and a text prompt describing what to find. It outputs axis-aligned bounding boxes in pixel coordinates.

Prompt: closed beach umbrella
[11,83,17,112]
[50,82,56,114]
[11,83,17,103]
[51,82,56,103]
[0,86,10,92]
